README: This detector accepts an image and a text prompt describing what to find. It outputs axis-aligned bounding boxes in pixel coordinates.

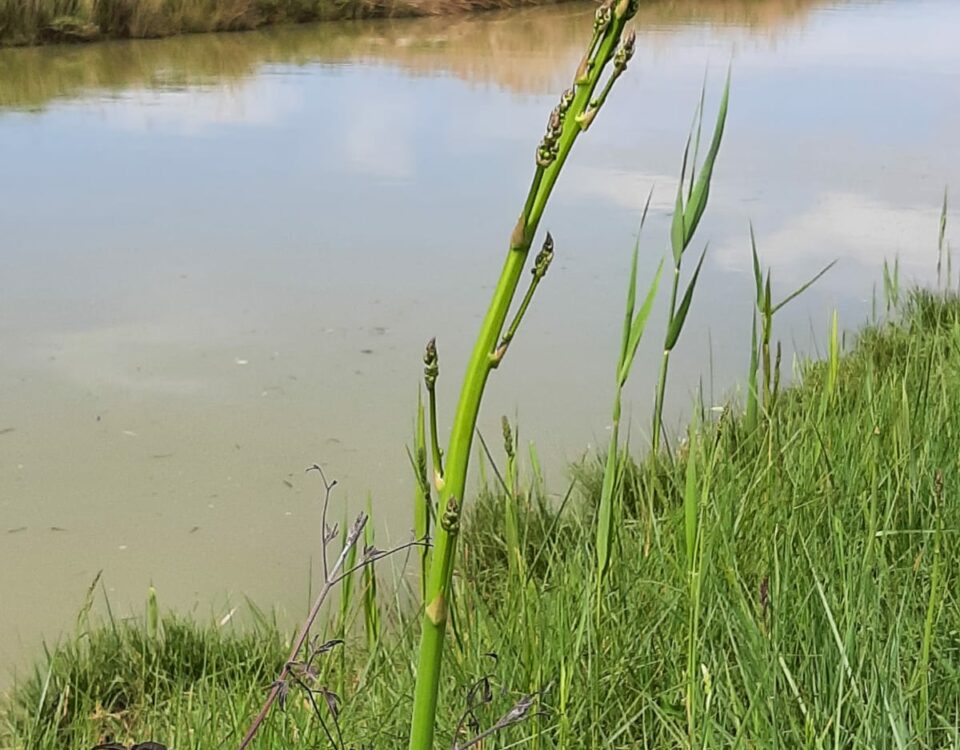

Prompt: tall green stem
[407,205,538,750]
[407,8,634,747]
[652,265,681,453]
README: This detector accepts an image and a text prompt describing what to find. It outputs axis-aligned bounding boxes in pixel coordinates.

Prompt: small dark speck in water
[0,427,15,435]
[360,348,374,355]
[372,326,388,335]
[189,526,200,534]
[151,453,174,459]
[283,479,294,489]
[7,526,27,534]
[49,526,67,532]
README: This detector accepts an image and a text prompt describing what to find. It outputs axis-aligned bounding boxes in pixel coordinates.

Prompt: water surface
[1,0,958,679]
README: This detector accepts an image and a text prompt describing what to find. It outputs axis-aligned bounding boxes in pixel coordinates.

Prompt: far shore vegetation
[0,0,573,47]
[0,0,848,49]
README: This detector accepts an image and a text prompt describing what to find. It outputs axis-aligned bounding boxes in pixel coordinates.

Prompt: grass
[3,288,959,748]
[0,0,574,46]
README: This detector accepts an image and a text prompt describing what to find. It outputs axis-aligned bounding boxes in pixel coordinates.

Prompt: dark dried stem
[453,692,541,750]
[234,468,427,750]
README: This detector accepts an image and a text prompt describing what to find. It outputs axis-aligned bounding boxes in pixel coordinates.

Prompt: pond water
[1,0,958,680]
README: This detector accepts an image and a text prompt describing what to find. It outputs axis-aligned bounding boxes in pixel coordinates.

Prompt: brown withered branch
[450,659,549,750]
[235,465,429,750]
[454,690,546,750]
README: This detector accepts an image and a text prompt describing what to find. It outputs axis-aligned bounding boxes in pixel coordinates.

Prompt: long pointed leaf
[764,271,772,317]
[687,75,708,202]
[620,240,639,371]
[619,259,665,386]
[683,74,730,245]
[771,259,837,314]
[619,189,655,371]
[750,222,763,309]
[664,245,708,351]
[671,136,692,264]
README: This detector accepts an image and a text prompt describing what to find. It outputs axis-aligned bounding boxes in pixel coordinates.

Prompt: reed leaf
[665,245,708,352]
[682,75,730,244]
[619,258,664,386]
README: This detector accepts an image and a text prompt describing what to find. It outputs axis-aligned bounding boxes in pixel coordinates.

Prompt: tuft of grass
[744,224,834,432]
[2,611,289,750]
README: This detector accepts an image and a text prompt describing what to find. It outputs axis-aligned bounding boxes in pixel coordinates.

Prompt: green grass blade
[750,222,763,308]
[621,187,655,355]
[683,431,699,570]
[363,496,381,652]
[619,259,665,386]
[687,77,707,202]
[682,74,730,244]
[597,402,620,587]
[771,259,837,314]
[620,239,640,370]
[827,310,840,397]
[665,245,709,351]
[745,307,759,432]
[671,138,691,265]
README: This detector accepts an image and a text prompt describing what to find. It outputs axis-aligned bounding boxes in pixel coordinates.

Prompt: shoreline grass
[0,0,576,47]
[4,287,959,748]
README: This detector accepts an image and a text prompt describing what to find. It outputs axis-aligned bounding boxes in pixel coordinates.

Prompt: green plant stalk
[650,79,729,454]
[683,428,700,743]
[412,391,431,602]
[595,235,661,588]
[339,518,358,698]
[407,12,630,748]
[363,495,381,652]
[938,187,948,288]
[745,225,763,432]
[503,417,522,579]
[650,274,680,453]
[827,310,840,397]
[652,244,708,453]
[652,266,681,452]
[424,340,444,483]
[146,585,159,642]
[427,389,443,482]
[749,232,835,420]
[761,275,772,408]
[745,307,759,432]
[912,494,943,735]
[596,394,622,584]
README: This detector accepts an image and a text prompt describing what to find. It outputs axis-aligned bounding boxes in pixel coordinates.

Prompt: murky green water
[1,0,958,680]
